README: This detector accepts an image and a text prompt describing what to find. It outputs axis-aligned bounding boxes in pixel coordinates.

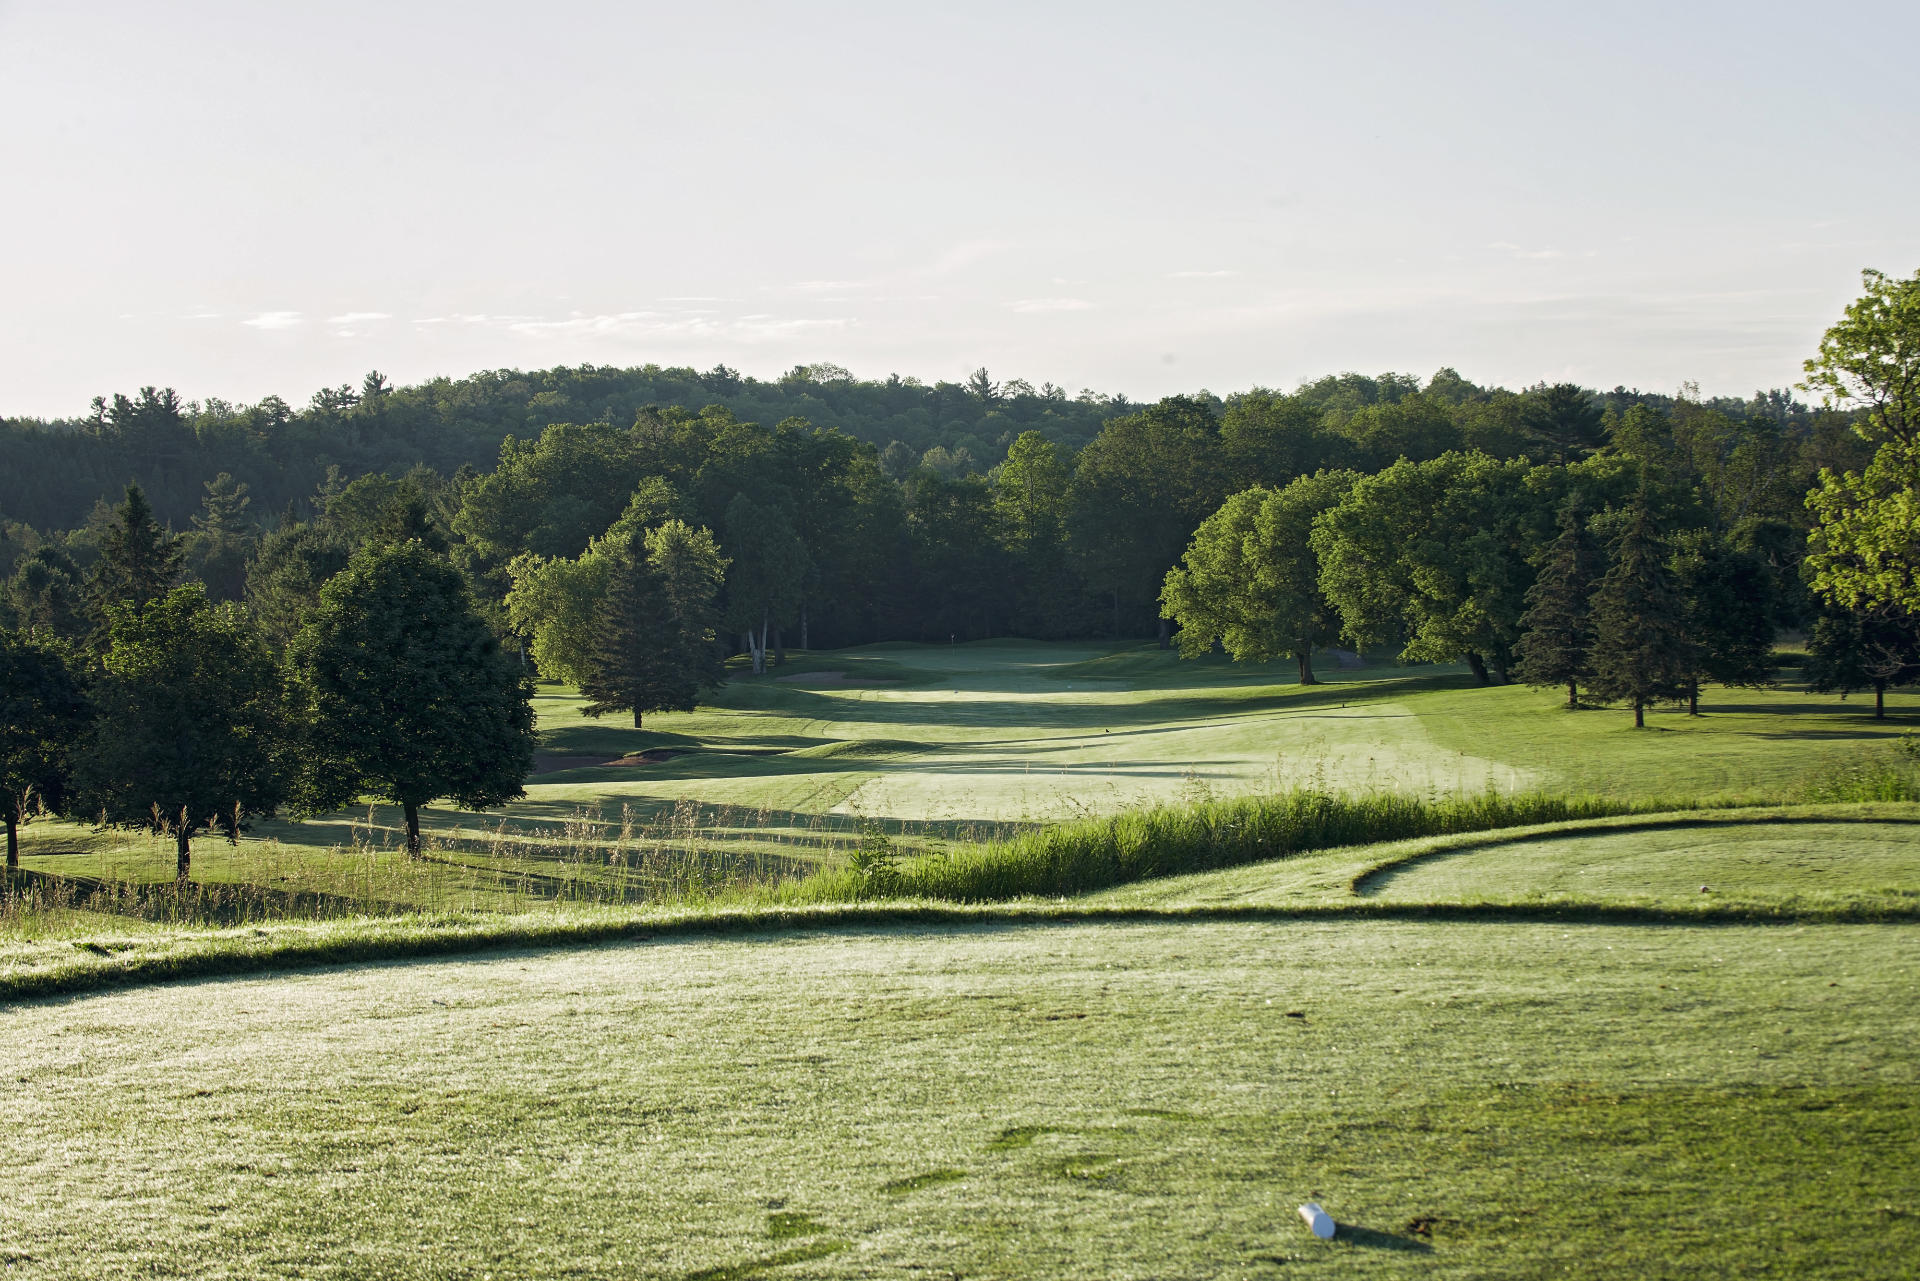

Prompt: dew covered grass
[1,916,1914,1278]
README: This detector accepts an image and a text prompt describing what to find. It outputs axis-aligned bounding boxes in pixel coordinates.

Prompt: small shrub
[847,821,901,898]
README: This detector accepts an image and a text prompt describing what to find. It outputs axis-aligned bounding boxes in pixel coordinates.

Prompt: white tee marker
[1298,1202,1336,1239]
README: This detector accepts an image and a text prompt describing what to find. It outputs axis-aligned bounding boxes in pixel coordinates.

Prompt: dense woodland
[4,270,1919,875]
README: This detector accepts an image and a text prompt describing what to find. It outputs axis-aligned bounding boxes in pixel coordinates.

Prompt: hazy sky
[4,1,1916,417]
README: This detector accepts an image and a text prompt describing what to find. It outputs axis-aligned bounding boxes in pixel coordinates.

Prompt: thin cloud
[181,310,223,320]
[326,311,391,324]
[241,311,304,330]
[1488,242,1566,261]
[1167,269,1236,278]
[1008,298,1094,314]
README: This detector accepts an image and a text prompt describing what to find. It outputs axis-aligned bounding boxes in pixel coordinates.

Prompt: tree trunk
[1297,650,1318,686]
[1112,590,1121,637]
[5,812,16,871]
[1876,680,1886,719]
[176,828,192,881]
[632,707,643,728]
[1633,697,1645,729]
[1465,651,1490,685]
[403,802,422,858]
[1688,681,1700,716]
[800,603,809,651]
[1157,618,1171,650]
[774,628,785,668]
[756,613,770,676]
[1566,680,1578,710]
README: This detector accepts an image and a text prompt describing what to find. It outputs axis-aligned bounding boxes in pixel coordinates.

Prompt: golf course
[1,642,1917,1278]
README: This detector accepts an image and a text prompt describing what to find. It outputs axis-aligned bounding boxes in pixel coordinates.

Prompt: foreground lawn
[1,916,1914,1279]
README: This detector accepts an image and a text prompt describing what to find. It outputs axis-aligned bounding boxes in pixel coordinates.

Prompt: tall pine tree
[580,521,727,727]
[1513,496,1605,709]
[581,534,675,728]
[1670,530,1776,714]
[88,484,182,630]
[1588,495,1691,728]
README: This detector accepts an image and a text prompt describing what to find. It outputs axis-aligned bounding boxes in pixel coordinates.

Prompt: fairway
[2,916,1915,1279]
[1366,820,1920,904]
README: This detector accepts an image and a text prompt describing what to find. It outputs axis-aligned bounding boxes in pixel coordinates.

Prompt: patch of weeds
[765,1211,827,1241]
[1041,1153,1119,1181]
[848,822,901,898]
[881,1168,967,1196]
[986,1125,1061,1151]
[1404,1215,1456,1237]
[684,1239,849,1281]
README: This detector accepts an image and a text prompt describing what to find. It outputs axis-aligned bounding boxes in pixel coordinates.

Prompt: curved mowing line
[1349,814,1920,897]
[8,896,1920,1005]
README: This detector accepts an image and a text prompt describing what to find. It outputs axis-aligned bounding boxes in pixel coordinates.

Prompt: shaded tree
[292,542,536,856]
[581,520,727,725]
[88,484,182,622]
[74,586,288,879]
[0,629,89,867]
[1804,605,1919,719]
[1587,496,1690,727]
[1514,497,1605,708]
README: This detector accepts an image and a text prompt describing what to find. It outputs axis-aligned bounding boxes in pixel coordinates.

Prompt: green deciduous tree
[723,493,809,674]
[292,542,536,856]
[1160,470,1358,684]
[1587,496,1690,728]
[74,586,289,879]
[0,629,89,867]
[1312,451,1552,684]
[1514,497,1606,708]
[1802,268,1920,621]
[4,548,86,640]
[1804,605,1919,719]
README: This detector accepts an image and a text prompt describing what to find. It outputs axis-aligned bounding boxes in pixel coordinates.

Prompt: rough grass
[1,916,1913,1278]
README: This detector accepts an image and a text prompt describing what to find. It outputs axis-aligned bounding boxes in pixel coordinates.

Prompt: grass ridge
[8,891,1916,1005]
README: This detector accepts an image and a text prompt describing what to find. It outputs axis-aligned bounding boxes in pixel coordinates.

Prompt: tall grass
[781,788,1672,904]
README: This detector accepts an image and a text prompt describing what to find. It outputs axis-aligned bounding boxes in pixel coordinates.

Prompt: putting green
[1363,819,1920,902]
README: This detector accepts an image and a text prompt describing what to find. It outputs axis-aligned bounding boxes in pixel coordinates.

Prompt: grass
[2,641,1915,1275]
[0,914,1913,1277]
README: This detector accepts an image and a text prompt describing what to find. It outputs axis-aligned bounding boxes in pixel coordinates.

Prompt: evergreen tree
[581,521,727,726]
[1670,530,1776,714]
[88,484,182,624]
[581,535,674,727]
[0,629,89,868]
[184,472,258,602]
[292,541,535,856]
[1588,495,1690,727]
[74,586,289,880]
[1514,497,1605,708]
[1805,605,1920,719]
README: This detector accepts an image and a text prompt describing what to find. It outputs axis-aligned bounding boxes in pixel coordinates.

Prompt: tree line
[4,271,1916,864]
[1161,269,1920,723]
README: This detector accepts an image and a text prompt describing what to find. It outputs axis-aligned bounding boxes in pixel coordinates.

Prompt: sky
[3,0,1917,418]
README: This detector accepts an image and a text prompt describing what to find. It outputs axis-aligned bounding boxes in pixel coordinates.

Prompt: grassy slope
[1,916,1913,1279]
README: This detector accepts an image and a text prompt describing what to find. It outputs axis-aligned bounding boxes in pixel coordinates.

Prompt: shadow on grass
[1335,1223,1432,1252]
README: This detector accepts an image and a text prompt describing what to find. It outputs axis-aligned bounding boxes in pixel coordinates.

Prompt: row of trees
[0,496,536,878]
[4,366,1858,662]
[1162,269,1920,722]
